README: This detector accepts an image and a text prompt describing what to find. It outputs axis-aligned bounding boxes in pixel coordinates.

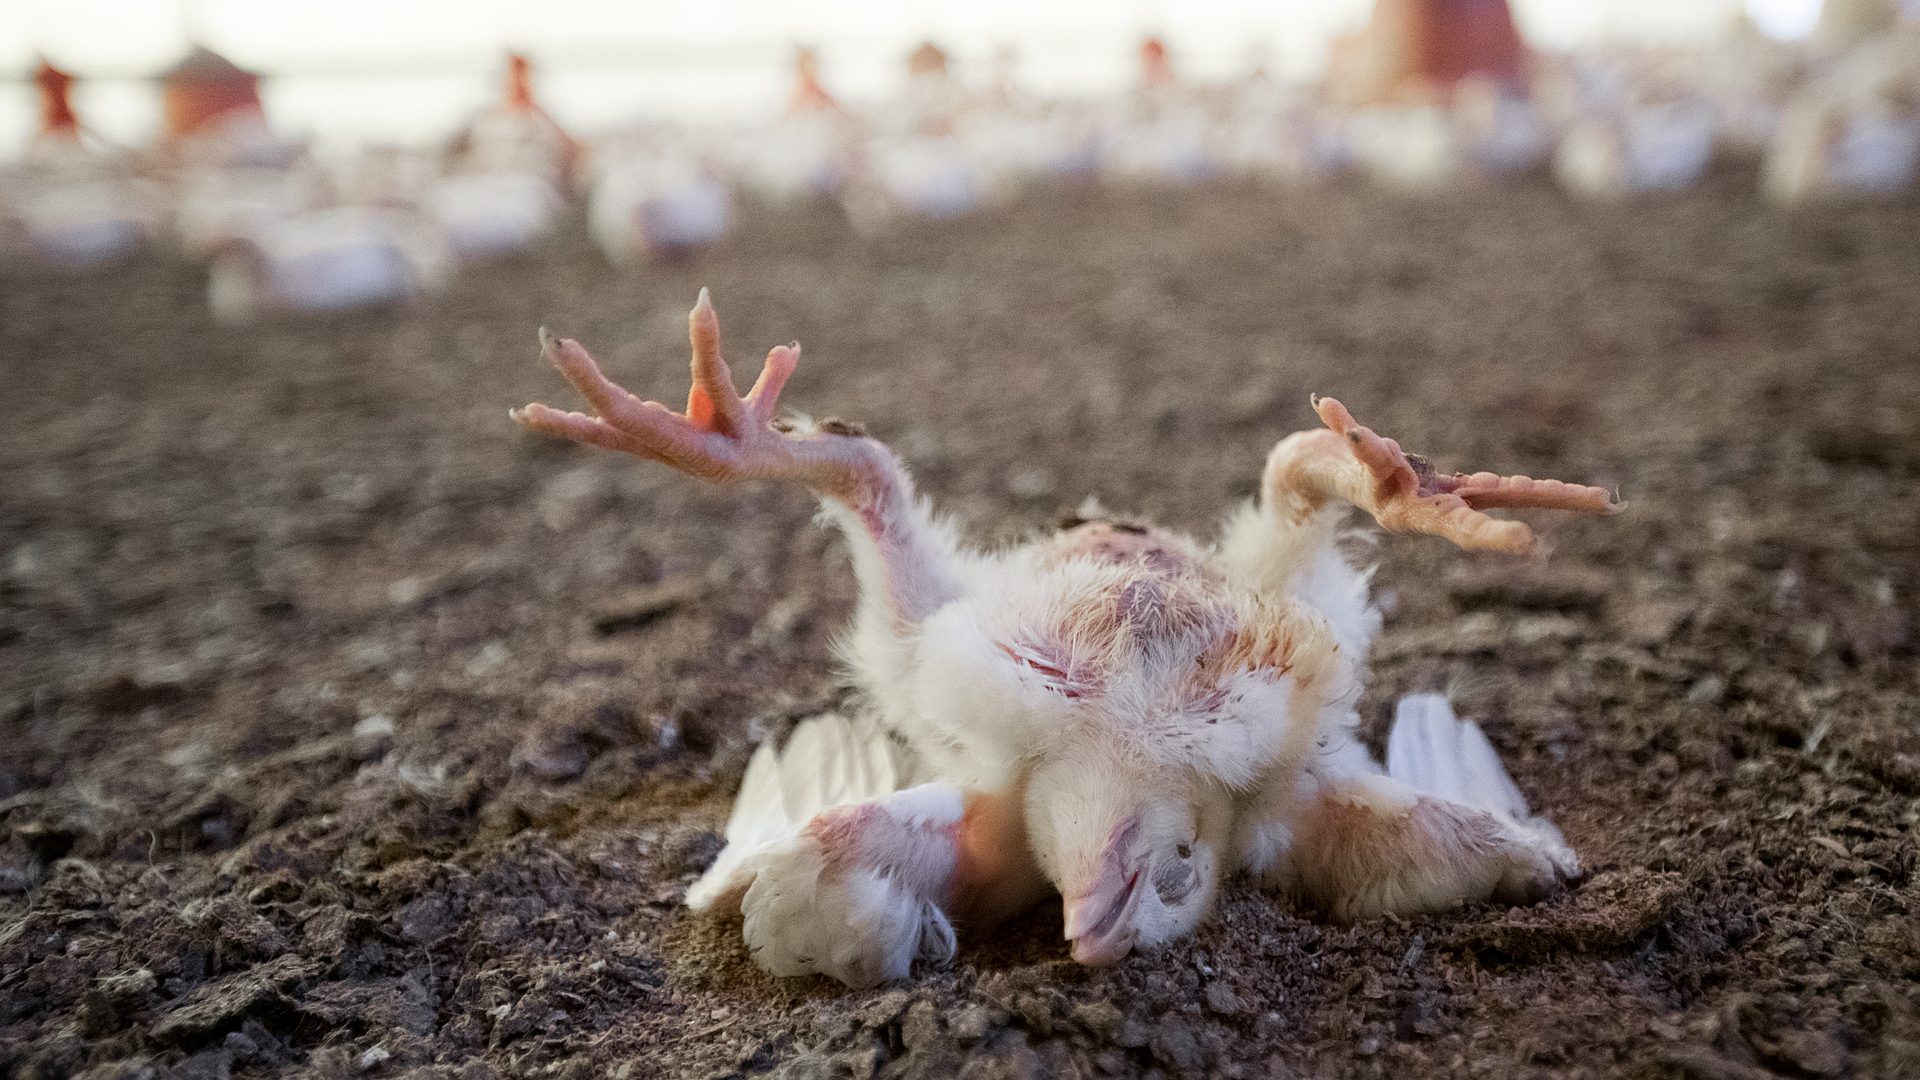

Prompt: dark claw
[817,417,868,438]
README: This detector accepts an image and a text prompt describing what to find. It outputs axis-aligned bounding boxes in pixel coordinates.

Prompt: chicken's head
[1023,743,1234,966]
[904,559,1289,966]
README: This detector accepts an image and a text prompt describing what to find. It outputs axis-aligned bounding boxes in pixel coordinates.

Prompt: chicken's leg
[1265,395,1618,556]
[1215,396,1617,658]
[1246,694,1576,921]
[513,289,963,631]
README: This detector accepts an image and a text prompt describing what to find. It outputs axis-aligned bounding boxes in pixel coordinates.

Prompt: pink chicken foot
[510,288,886,498]
[1266,396,1620,555]
[511,289,961,627]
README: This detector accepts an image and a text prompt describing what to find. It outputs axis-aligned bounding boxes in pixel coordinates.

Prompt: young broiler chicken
[512,293,1619,987]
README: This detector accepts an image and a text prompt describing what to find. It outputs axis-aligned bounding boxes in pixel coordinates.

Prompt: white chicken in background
[387,51,574,260]
[165,111,306,173]
[1346,80,1549,191]
[206,207,449,324]
[587,151,733,263]
[962,105,1105,193]
[843,136,993,230]
[841,42,996,230]
[735,113,861,204]
[1099,37,1222,187]
[955,49,1103,193]
[1555,97,1719,199]
[321,142,441,210]
[732,47,862,204]
[1699,12,1806,154]
[1451,75,1553,176]
[1099,99,1221,187]
[896,41,975,138]
[333,140,560,259]
[511,291,1620,987]
[3,176,165,268]
[1764,32,1920,204]
[450,51,577,188]
[171,164,328,261]
[424,170,564,260]
[1344,104,1457,189]
[2,59,160,266]
[1212,71,1351,184]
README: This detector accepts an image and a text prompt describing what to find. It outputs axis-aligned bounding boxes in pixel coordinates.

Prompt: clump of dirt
[2,179,1916,1078]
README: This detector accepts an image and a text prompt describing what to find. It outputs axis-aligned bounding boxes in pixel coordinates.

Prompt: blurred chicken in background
[1098,37,1222,185]
[2,58,161,266]
[1551,57,1718,199]
[427,52,571,258]
[841,41,996,230]
[1765,19,1920,202]
[730,47,860,205]
[205,205,449,324]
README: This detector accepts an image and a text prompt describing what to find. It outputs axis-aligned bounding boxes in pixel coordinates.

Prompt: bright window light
[1745,0,1824,39]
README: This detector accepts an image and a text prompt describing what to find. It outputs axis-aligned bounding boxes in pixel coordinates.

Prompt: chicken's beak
[1063,818,1143,966]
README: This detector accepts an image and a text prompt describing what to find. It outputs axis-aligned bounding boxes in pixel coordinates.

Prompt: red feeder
[1139,37,1176,88]
[35,57,82,142]
[160,45,265,140]
[1333,0,1531,106]
[788,46,840,115]
[502,51,541,115]
[907,41,951,79]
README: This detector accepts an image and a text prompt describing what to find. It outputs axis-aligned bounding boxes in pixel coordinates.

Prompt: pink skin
[949,790,1051,924]
[511,289,959,627]
[1062,818,1145,966]
[1265,396,1621,555]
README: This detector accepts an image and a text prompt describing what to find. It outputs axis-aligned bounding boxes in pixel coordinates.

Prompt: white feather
[1385,697,1574,883]
[587,155,731,261]
[685,713,904,911]
[723,742,785,849]
[1386,693,1532,821]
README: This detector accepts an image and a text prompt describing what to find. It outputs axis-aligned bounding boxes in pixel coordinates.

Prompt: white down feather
[684,713,904,911]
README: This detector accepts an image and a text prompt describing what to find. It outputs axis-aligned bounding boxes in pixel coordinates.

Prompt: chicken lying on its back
[512,292,1620,987]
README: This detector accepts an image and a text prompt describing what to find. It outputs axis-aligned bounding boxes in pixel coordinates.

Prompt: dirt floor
[2,175,1917,1080]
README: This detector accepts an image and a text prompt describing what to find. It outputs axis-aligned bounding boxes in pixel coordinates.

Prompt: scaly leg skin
[1214,395,1618,657]
[708,785,1047,988]
[1269,395,1620,556]
[512,289,963,635]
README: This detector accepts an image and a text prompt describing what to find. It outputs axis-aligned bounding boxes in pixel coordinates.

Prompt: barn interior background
[2,1,1917,1078]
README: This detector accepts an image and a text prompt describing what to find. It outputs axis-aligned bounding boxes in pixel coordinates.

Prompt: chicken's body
[513,293,1619,986]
